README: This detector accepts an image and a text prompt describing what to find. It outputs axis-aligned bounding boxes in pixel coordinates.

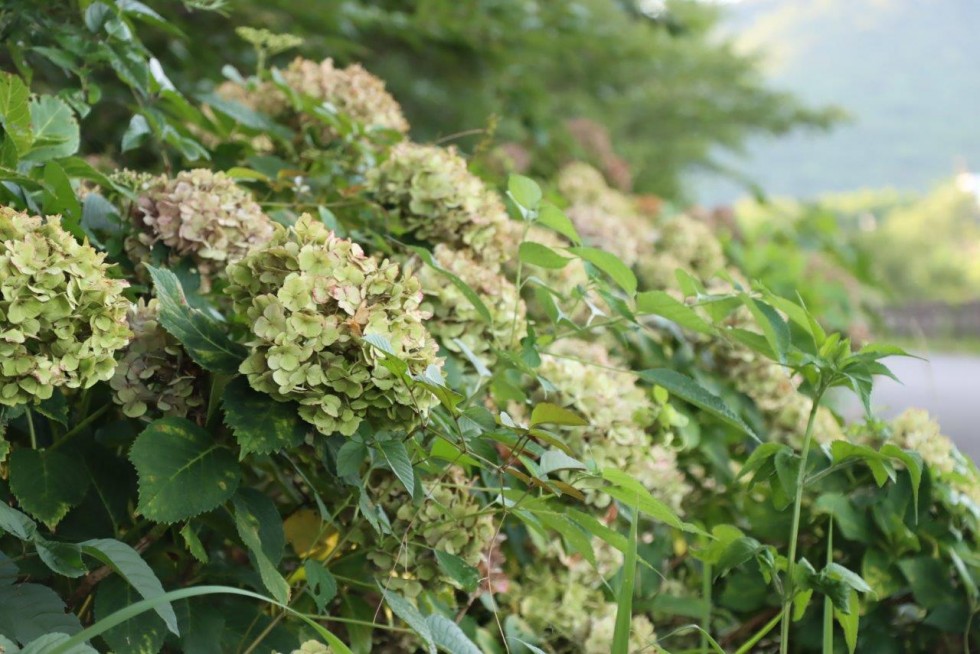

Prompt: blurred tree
[6,0,837,199]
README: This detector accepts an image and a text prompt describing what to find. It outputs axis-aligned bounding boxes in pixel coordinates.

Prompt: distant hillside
[696,0,980,202]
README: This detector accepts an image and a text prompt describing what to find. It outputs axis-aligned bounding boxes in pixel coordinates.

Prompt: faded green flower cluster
[639,214,726,290]
[133,169,274,291]
[557,163,654,266]
[519,340,690,511]
[359,472,496,598]
[109,299,202,419]
[0,207,131,405]
[368,143,512,264]
[225,214,441,436]
[511,543,660,653]
[224,57,408,135]
[416,244,527,364]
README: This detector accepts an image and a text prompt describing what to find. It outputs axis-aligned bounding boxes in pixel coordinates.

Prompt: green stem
[49,404,110,451]
[822,518,834,654]
[26,409,37,449]
[735,611,783,654]
[779,390,825,654]
[701,561,712,654]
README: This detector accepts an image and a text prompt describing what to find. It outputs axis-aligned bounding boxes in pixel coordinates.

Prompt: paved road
[838,353,980,463]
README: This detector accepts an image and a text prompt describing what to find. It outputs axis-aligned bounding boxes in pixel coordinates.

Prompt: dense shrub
[0,4,977,654]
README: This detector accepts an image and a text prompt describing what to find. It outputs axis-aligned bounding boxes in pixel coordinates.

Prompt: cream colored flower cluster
[557,162,654,266]
[356,473,496,598]
[638,214,726,290]
[132,169,274,291]
[0,207,131,405]
[415,244,526,364]
[512,542,661,653]
[523,339,691,511]
[369,142,513,265]
[220,57,408,136]
[225,215,441,436]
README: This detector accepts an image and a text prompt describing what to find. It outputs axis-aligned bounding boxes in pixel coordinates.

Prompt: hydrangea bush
[0,7,977,654]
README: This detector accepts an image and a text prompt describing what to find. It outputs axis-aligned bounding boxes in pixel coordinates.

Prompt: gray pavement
[837,353,980,463]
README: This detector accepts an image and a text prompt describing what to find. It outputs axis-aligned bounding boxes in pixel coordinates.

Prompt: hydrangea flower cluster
[133,169,274,291]
[220,57,408,137]
[511,543,660,653]
[225,214,441,436]
[357,472,496,598]
[520,340,690,511]
[368,143,512,264]
[109,299,202,419]
[273,57,409,133]
[0,207,131,405]
[415,244,527,364]
[638,214,726,290]
[556,163,653,266]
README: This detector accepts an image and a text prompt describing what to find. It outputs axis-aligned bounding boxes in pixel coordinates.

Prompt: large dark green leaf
[8,448,89,528]
[129,417,241,523]
[0,583,82,645]
[222,377,306,459]
[146,266,246,374]
[23,95,79,162]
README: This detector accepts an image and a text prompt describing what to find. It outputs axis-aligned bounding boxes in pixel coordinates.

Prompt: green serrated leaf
[538,449,587,474]
[529,402,588,427]
[335,440,368,477]
[222,377,306,459]
[536,204,581,244]
[179,524,208,564]
[434,550,480,593]
[34,537,87,578]
[508,174,542,210]
[375,439,415,498]
[0,583,82,644]
[636,291,713,335]
[24,95,79,162]
[601,468,702,534]
[0,73,33,155]
[305,560,338,613]
[426,613,481,654]
[518,241,571,269]
[0,500,37,540]
[121,113,152,152]
[129,417,241,523]
[569,246,637,296]
[146,266,246,373]
[231,490,289,605]
[9,448,89,529]
[379,587,437,654]
[638,369,758,442]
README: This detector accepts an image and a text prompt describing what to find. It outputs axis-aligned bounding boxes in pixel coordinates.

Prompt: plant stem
[26,409,37,449]
[701,561,712,654]
[49,404,110,451]
[823,519,834,654]
[735,611,784,654]
[779,390,825,654]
